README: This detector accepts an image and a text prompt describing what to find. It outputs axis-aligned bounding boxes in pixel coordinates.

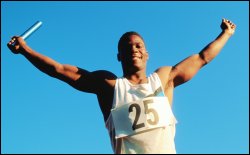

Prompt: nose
[131,45,139,53]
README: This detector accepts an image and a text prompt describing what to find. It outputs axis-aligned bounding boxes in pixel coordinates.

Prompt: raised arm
[7,36,116,94]
[169,18,236,87]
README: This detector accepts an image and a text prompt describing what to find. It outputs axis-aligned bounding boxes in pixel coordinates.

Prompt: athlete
[7,18,236,153]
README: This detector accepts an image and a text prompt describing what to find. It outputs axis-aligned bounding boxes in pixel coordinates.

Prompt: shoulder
[154,66,173,80]
[91,70,117,87]
[154,66,174,89]
[76,68,117,80]
[91,70,117,79]
[155,66,172,74]
[75,68,117,92]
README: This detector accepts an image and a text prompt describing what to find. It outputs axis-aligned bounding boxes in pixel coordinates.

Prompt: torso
[105,70,177,154]
[97,66,174,122]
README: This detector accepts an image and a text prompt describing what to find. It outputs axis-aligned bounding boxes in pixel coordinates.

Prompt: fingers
[223,18,236,29]
[8,37,16,46]
[7,36,24,54]
[8,36,25,46]
[8,36,18,45]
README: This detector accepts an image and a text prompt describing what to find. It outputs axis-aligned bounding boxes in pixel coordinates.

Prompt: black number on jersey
[129,104,145,130]
[128,99,159,131]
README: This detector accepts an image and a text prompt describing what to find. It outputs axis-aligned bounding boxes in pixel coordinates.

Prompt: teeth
[133,53,140,56]
[132,54,142,59]
[132,56,141,60]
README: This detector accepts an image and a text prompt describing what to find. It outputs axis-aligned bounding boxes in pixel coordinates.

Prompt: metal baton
[21,21,42,40]
[12,21,42,45]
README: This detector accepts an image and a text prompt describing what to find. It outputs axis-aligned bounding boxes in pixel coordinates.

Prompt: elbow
[44,64,64,78]
[54,64,64,74]
[52,64,66,78]
[199,52,210,65]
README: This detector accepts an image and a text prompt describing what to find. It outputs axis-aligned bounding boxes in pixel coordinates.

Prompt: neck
[123,68,147,85]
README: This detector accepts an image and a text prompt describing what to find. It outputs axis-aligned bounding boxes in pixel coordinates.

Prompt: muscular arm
[20,44,80,79]
[7,37,116,94]
[170,18,236,87]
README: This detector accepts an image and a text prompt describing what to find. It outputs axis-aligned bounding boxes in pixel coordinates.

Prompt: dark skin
[7,18,236,122]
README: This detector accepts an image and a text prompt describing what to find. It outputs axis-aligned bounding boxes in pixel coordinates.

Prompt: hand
[7,36,26,54]
[220,18,236,36]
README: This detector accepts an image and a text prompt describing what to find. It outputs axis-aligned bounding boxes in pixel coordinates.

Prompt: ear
[117,53,121,62]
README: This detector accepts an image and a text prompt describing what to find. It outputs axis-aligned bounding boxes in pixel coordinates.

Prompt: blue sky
[1,1,249,154]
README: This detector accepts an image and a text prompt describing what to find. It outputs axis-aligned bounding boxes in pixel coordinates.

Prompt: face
[118,35,149,71]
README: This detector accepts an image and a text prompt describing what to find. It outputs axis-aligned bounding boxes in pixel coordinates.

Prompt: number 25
[129,99,159,130]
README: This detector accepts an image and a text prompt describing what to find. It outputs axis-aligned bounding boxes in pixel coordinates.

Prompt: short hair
[118,31,144,53]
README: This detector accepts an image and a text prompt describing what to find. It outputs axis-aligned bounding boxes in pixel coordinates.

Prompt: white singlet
[105,72,177,154]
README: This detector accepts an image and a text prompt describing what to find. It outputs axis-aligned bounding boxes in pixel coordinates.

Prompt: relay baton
[20,21,42,39]
[12,21,42,45]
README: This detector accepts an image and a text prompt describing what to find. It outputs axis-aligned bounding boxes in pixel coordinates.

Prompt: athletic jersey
[105,72,177,154]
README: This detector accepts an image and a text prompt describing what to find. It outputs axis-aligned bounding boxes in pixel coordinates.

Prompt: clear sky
[1,1,249,154]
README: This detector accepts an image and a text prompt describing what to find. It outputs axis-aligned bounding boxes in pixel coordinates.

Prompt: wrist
[19,44,30,55]
[222,29,234,37]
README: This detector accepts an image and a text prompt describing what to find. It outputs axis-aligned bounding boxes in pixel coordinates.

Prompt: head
[117,31,149,74]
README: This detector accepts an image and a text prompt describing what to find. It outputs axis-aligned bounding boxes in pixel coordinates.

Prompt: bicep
[56,66,117,94]
[55,64,81,82]
[171,54,206,87]
[55,65,97,93]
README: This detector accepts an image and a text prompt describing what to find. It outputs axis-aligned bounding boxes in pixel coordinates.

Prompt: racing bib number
[129,99,159,130]
[111,97,174,138]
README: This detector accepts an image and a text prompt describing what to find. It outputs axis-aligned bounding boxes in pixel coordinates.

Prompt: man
[7,18,236,154]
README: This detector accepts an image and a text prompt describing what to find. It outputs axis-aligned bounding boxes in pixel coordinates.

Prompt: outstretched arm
[170,18,236,87]
[7,36,114,94]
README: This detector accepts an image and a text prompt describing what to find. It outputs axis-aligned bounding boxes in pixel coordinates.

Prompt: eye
[136,44,142,49]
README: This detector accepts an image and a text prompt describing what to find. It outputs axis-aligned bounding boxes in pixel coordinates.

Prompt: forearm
[199,31,232,64]
[20,44,62,77]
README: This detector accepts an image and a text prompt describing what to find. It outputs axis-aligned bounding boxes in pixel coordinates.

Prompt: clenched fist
[7,36,26,54]
[221,18,236,36]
